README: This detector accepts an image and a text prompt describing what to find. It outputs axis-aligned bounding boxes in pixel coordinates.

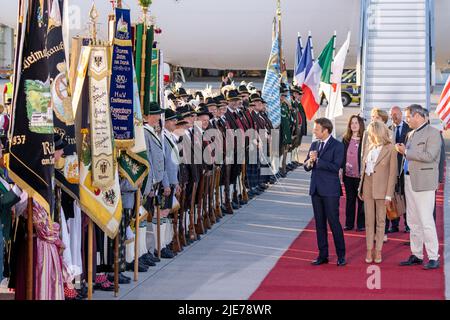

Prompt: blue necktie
[318,142,324,155]
[396,125,401,143]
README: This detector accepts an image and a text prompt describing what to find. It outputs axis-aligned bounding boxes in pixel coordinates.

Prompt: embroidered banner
[88,47,115,189]
[79,46,123,239]
[8,0,54,215]
[110,8,134,149]
[118,62,150,187]
[150,48,160,103]
[48,0,79,200]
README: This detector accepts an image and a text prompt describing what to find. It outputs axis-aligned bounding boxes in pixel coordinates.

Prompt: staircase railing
[359,0,369,119]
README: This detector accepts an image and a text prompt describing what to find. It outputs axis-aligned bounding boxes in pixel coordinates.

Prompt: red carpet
[250,182,446,300]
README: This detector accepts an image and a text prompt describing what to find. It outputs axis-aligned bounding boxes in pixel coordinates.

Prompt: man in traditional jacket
[223,89,246,210]
[162,108,183,253]
[291,85,307,165]
[143,102,175,259]
[176,105,200,242]
[279,84,292,177]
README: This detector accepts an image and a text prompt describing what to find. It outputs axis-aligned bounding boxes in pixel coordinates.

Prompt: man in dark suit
[304,118,346,266]
[388,106,412,233]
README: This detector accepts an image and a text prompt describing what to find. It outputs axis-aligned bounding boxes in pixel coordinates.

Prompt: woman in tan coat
[358,121,397,264]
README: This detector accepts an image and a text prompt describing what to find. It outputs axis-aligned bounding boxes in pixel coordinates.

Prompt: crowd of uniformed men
[112,80,308,284]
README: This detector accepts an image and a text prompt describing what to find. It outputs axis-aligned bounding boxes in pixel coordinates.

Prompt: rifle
[209,167,216,224]
[202,173,212,229]
[196,174,206,235]
[215,166,223,219]
[241,161,249,202]
[189,182,197,241]
[178,188,187,247]
[172,191,182,253]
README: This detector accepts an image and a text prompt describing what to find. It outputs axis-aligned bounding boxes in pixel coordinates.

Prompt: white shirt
[365,145,382,176]
[319,135,332,151]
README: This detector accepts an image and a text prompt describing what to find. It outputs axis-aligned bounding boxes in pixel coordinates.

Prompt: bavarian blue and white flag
[262,18,281,128]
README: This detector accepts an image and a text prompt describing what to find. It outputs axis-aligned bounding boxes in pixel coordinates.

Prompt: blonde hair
[367,121,391,146]
[371,108,389,124]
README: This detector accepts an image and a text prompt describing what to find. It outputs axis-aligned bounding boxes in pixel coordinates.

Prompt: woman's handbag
[386,198,399,221]
[394,192,406,216]
[386,192,406,221]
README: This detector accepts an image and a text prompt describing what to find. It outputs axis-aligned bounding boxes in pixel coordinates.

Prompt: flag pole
[134,189,141,281]
[111,0,120,297]
[87,4,98,301]
[139,4,148,107]
[114,233,119,297]
[87,218,93,300]
[26,197,33,300]
[328,31,337,136]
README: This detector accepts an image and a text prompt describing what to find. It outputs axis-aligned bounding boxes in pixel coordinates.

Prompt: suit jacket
[360,125,393,174]
[390,121,412,175]
[358,144,398,200]
[304,136,344,197]
[143,124,169,196]
[163,129,180,186]
[404,124,441,192]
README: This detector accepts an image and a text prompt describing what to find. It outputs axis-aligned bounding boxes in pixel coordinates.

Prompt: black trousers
[343,176,365,229]
[311,194,346,260]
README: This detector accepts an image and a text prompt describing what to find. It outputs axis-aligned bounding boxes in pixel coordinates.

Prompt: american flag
[436,76,450,129]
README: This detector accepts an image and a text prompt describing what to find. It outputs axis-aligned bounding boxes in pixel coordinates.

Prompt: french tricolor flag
[294,36,313,87]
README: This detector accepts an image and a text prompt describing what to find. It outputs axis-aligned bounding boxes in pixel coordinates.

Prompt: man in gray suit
[396,104,441,270]
[143,102,174,259]
[162,108,182,253]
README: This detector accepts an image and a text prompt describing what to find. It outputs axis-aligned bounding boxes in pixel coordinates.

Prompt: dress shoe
[239,197,248,205]
[126,261,148,272]
[221,204,233,215]
[144,251,160,263]
[423,259,440,270]
[356,227,366,232]
[154,247,175,259]
[344,226,353,231]
[400,255,423,266]
[337,258,347,266]
[107,273,131,284]
[168,244,178,256]
[311,257,329,265]
[139,255,156,267]
[279,172,287,178]
[259,183,268,190]
[387,227,399,233]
